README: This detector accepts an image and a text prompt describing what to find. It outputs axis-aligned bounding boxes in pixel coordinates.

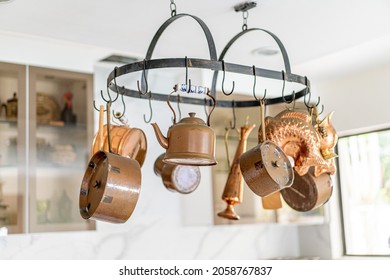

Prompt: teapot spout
[151,123,168,149]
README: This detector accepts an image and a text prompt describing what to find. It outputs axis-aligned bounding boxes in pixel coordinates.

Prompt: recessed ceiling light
[251,46,280,56]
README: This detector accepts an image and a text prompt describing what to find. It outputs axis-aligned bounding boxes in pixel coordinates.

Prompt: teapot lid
[179,112,205,125]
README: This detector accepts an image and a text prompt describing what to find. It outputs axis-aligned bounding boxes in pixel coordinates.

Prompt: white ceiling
[1,0,390,76]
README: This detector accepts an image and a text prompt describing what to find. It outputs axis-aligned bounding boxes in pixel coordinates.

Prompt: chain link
[242,11,249,30]
[170,0,177,17]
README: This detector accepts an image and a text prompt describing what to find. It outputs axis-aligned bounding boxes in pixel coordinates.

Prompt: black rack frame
[106,13,310,108]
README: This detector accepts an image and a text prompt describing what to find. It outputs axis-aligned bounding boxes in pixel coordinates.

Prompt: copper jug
[154,153,201,194]
[218,123,255,220]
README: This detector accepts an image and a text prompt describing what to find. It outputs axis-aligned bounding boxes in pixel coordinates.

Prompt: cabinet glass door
[28,66,95,232]
[0,62,26,234]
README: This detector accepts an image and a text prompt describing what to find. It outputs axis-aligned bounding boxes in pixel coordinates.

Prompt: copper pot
[79,150,141,223]
[281,168,333,212]
[154,153,201,194]
[91,124,147,167]
[240,140,294,197]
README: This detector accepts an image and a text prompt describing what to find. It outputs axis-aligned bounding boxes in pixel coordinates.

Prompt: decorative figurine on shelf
[60,91,76,125]
[1,92,18,120]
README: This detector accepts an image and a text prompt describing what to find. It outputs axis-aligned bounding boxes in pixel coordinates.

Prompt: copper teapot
[151,92,217,166]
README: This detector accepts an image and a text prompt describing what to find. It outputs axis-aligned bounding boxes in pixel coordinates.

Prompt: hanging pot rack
[106,11,311,108]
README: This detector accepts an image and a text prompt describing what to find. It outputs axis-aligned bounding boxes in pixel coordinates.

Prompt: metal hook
[304,90,321,109]
[224,127,232,169]
[230,100,236,129]
[252,65,258,101]
[286,91,296,111]
[303,76,320,109]
[317,103,324,115]
[143,91,153,123]
[167,90,177,124]
[281,70,293,104]
[252,65,267,101]
[93,90,110,112]
[137,59,149,95]
[109,68,120,103]
[221,60,235,96]
[185,56,192,93]
[112,87,126,120]
[204,97,209,120]
[177,94,182,120]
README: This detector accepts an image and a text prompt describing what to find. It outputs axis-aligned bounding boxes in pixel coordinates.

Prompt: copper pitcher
[151,92,217,166]
[154,153,201,194]
[79,150,141,223]
[218,123,255,220]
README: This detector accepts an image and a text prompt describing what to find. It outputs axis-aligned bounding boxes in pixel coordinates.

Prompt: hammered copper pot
[91,124,147,167]
[79,150,141,223]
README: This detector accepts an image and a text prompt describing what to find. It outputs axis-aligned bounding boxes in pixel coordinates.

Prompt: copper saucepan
[91,124,147,167]
[79,150,141,223]
[280,167,333,212]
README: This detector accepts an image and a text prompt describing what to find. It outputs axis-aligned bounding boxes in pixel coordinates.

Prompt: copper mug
[153,153,201,194]
[79,150,141,223]
[92,124,147,167]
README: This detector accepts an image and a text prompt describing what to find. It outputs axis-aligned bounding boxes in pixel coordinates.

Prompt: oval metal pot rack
[106,13,310,108]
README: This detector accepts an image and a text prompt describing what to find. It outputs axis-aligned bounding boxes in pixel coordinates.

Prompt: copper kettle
[151,93,217,166]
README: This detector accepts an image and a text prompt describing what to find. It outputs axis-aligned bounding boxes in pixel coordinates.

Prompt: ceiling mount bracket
[234,1,257,12]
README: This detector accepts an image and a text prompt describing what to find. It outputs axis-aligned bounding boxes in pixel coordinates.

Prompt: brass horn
[218,123,255,220]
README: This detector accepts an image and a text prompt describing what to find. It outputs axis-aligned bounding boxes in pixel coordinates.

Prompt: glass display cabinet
[0,62,26,233]
[0,61,96,233]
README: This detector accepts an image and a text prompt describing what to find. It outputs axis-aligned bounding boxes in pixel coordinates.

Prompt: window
[337,129,390,256]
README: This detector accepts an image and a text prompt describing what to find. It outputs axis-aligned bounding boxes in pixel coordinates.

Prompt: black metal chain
[170,0,177,17]
[242,10,249,31]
